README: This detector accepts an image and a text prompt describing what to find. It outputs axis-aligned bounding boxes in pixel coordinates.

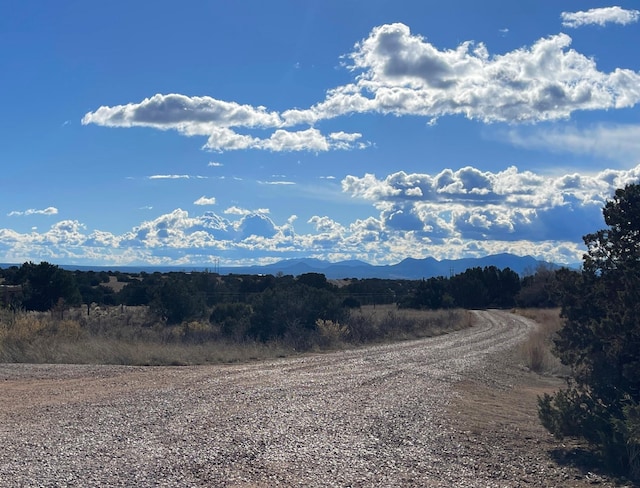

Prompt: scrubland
[0,304,471,365]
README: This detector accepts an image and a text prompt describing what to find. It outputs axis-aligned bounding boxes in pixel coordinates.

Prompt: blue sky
[2,1,640,267]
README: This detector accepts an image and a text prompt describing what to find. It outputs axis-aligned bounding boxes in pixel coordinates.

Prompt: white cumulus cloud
[342,164,640,243]
[194,196,216,206]
[335,24,640,123]
[82,93,283,130]
[561,6,640,28]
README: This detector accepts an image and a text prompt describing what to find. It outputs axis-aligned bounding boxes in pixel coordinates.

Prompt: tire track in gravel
[0,310,540,487]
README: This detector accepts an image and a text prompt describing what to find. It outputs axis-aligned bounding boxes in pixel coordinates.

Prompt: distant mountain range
[217,253,575,280]
[1,253,578,280]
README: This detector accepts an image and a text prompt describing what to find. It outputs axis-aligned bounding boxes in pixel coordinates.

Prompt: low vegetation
[515,308,566,375]
[0,256,556,367]
[0,304,471,365]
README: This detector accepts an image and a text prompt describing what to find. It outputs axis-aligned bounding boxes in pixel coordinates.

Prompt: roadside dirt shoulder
[449,311,629,487]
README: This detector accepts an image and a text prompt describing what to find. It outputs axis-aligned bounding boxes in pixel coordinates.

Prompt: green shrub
[539,184,640,479]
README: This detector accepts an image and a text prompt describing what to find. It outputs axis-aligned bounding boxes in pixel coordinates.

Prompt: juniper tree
[539,184,640,478]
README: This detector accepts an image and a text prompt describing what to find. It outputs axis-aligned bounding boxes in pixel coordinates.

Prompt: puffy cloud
[261,128,329,152]
[308,216,345,234]
[83,23,640,154]
[328,131,368,150]
[82,93,283,131]
[342,164,640,243]
[224,206,252,216]
[329,131,362,142]
[83,95,365,153]
[84,230,120,248]
[343,165,618,207]
[224,206,270,216]
[203,127,261,151]
[561,6,640,28]
[7,207,59,217]
[0,204,593,266]
[284,24,640,125]
[204,127,364,152]
[236,214,278,239]
[42,220,87,246]
[194,196,216,206]
[116,208,282,248]
[333,24,640,123]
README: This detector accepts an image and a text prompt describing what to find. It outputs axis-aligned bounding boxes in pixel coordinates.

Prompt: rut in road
[0,310,537,487]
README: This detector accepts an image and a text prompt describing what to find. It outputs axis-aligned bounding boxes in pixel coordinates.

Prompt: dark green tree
[149,274,207,325]
[296,272,331,289]
[210,302,252,340]
[491,266,521,308]
[16,262,81,311]
[117,279,150,306]
[539,184,640,478]
[516,264,562,308]
[401,277,452,309]
[247,281,344,347]
[450,267,489,309]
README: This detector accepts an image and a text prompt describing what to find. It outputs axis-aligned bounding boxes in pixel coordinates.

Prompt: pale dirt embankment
[0,311,625,487]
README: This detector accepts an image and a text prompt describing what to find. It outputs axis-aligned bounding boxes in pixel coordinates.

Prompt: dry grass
[344,304,473,344]
[0,304,472,366]
[0,335,295,366]
[513,308,568,375]
[0,307,291,365]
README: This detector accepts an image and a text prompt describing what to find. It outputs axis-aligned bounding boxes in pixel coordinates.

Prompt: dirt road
[0,311,620,487]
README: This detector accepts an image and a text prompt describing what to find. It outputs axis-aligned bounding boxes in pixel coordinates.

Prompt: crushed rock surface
[0,310,631,487]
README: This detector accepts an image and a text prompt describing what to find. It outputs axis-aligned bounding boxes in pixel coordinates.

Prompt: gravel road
[0,310,621,487]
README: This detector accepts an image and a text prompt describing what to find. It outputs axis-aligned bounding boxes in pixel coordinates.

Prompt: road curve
[0,310,537,487]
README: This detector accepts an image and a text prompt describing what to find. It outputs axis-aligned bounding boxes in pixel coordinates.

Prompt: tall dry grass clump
[315,318,349,348]
[515,308,566,375]
[343,305,472,344]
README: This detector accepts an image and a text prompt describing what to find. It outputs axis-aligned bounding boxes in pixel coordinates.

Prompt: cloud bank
[342,164,640,244]
[2,165,639,267]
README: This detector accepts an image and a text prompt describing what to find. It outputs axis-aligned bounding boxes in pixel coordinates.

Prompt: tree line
[0,261,564,323]
[0,255,569,353]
